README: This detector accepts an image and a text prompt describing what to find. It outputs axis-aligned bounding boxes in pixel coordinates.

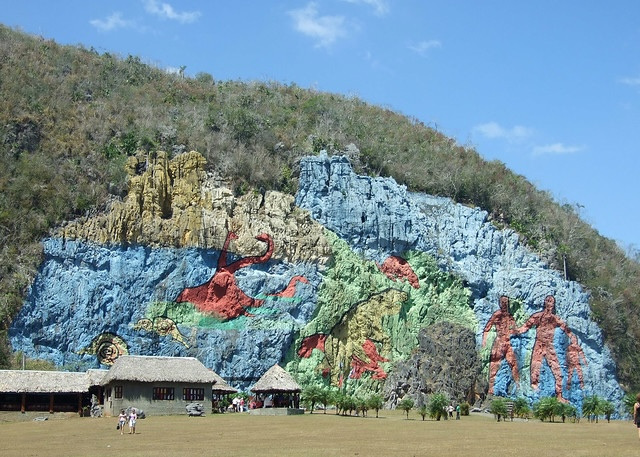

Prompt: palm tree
[366,394,383,418]
[318,386,334,414]
[582,395,602,423]
[428,392,449,421]
[397,398,414,419]
[302,385,323,414]
[490,397,509,422]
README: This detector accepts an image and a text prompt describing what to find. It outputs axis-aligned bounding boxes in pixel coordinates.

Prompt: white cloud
[408,40,441,56]
[342,0,390,16]
[620,76,640,86]
[90,12,134,32]
[144,0,201,24]
[288,2,347,48]
[532,143,583,156]
[473,122,533,143]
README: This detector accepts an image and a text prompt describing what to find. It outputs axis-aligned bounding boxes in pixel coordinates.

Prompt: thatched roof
[0,370,91,393]
[87,369,108,386]
[250,364,301,393]
[211,371,237,393]
[101,356,219,385]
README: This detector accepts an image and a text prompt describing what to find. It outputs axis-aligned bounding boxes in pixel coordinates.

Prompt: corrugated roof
[100,355,219,385]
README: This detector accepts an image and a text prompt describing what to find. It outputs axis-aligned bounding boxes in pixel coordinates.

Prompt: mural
[175,231,310,321]
[79,332,128,366]
[298,288,407,385]
[133,317,189,348]
[482,295,520,395]
[481,294,587,402]
[517,295,586,401]
[7,152,625,414]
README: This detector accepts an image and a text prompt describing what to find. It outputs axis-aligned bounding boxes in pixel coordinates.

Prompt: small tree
[356,397,368,417]
[533,397,561,422]
[428,392,449,421]
[513,397,531,419]
[302,385,323,414]
[418,405,428,421]
[582,395,603,423]
[601,400,615,423]
[623,393,636,417]
[490,397,509,422]
[334,392,346,415]
[318,386,334,414]
[398,398,414,419]
[366,394,383,418]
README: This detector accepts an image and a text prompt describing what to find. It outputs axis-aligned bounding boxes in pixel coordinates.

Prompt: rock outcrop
[384,321,481,408]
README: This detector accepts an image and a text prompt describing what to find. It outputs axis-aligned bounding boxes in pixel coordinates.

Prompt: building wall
[104,381,212,416]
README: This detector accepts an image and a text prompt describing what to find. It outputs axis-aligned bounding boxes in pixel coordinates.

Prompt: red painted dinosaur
[175,232,273,321]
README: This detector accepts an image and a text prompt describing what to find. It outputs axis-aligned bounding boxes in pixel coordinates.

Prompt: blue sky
[3,1,640,251]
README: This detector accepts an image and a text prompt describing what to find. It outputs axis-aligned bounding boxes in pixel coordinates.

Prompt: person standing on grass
[118,409,127,435]
[128,408,137,434]
[634,393,640,439]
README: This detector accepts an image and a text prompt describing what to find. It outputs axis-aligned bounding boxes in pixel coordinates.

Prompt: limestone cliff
[9,151,625,415]
[57,150,331,263]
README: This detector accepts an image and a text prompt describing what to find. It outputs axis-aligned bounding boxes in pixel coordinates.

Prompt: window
[114,386,123,399]
[153,387,175,400]
[183,388,204,401]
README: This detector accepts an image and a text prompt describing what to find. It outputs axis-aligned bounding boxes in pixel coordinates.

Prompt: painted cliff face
[7,152,624,413]
[175,231,309,321]
[482,294,587,403]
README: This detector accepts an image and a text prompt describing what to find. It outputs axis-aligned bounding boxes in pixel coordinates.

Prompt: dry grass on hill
[1,410,638,457]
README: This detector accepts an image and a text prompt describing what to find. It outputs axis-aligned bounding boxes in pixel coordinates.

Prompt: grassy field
[1,410,638,457]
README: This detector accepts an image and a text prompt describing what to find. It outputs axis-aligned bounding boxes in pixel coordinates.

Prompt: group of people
[482,294,586,402]
[446,404,461,420]
[231,396,245,412]
[117,408,138,435]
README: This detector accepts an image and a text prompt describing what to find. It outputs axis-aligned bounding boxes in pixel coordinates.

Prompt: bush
[490,397,508,421]
[428,392,449,421]
[533,397,561,422]
[459,402,470,416]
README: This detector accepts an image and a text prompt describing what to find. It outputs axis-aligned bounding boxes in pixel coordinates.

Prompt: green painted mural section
[285,231,478,397]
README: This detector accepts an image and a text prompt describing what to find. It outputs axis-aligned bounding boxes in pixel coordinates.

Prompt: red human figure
[565,339,588,389]
[517,295,583,402]
[482,295,520,394]
[175,231,274,321]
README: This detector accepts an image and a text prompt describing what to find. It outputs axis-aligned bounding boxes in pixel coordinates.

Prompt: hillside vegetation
[1,25,639,391]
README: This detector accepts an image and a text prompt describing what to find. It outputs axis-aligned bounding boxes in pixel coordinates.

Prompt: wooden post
[78,393,83,416]
[21,393,26,413]
[49,393,54,414]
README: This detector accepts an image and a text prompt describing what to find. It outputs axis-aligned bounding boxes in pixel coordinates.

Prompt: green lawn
[1,410,638,457]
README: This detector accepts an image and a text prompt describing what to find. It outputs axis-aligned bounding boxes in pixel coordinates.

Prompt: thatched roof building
[251,364,301,394]
[101,355,219,385]
[0,370,92,393]
[0,370,101,414]
[211,370,237,394]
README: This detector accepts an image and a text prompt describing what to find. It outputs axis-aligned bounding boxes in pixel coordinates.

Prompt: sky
[3,1,640,252]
